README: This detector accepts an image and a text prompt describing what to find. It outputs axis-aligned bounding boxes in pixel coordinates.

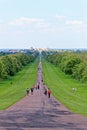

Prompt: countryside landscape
[0,0,87,129]
[0,48,87,129]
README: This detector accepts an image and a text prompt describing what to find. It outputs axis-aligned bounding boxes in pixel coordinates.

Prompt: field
[0,58,38,110]
[0,56,87,116]
[42,58,87,116]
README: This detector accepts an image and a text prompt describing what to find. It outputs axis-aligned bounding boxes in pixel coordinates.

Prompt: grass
[42,58,87,116]
[0,58,39,110]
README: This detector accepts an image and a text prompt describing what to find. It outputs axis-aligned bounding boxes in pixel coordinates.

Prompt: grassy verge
[42,58,87,116]
[0,58,39,110]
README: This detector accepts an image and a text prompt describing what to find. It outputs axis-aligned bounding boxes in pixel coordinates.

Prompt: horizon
[0,47,87,50]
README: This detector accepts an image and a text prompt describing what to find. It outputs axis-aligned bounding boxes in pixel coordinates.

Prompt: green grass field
[0,58,39,110]
[42,58,87,116]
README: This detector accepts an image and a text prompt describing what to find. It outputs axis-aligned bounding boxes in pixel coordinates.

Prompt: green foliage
[62,55,81,75]
[0,61,8,78]
[0,53,36,79]
[44,51,87,82]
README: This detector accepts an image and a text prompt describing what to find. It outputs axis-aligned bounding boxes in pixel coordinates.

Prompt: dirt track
[0,61,87,130]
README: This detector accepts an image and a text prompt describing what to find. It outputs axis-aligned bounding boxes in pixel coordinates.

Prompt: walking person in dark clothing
[48,88,51,98]
[26,88,29,96]
[44,88,47,96]
[38,84,40,89]
[31,87,34,95]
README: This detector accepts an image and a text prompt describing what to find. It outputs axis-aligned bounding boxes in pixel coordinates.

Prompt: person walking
[44,88,47,96]
[38,84,40,89]
[26,88,29,96]
[31,87,34,95]
[48,88,51,98]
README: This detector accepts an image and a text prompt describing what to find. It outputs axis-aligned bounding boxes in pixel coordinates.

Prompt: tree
[0,60,8,78]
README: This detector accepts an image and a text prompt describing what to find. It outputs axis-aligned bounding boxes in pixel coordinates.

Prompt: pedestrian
[38,84,40,89]
[44,88,47,96]
[31,87,34,95]
[26,88,29,96]
[48,88,51,98]
[36,85,38,90]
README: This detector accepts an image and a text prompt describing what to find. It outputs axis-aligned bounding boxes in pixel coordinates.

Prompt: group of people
[26,84,51,98]
[26,61,51,98]
[26,83,40,96]
[26,87,34,96]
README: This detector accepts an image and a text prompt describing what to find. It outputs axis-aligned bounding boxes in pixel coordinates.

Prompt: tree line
[43,51,87,82]
[0,53,37,79]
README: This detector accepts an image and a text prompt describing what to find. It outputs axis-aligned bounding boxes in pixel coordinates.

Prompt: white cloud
[9,17,44,26]
[9,17,51,33]
[65,20,84,25]
[6,16,87,35]
[65,20,87,32]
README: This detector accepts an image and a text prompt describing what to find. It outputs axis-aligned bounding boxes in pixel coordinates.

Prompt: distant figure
[38,84,40,89]
[48,88,51,98]
[31,87,34,95]
[35,85,38,90]
[26,88,29,96]
[44,88,47,96]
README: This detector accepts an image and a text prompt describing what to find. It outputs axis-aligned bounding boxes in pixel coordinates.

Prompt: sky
[0,0,87,49]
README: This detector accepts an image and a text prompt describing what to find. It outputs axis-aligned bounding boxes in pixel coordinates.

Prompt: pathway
[0,60,87,130]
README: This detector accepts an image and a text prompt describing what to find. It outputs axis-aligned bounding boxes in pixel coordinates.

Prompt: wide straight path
[0,60,87,130]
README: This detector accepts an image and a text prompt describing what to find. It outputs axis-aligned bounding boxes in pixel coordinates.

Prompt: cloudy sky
[0,0,87,49]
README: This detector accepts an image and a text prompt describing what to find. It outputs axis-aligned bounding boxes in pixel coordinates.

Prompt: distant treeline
[0,53,38,79]
[43,51,87,82]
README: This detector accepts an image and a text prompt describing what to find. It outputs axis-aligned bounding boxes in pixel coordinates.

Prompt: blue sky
[0,0,87,49]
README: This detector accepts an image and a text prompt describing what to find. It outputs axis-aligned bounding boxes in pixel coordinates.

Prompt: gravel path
[0,61,87,130]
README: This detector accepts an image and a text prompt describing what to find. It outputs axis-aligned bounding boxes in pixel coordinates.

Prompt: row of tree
[43,51,87,82]
[0,53,36,79]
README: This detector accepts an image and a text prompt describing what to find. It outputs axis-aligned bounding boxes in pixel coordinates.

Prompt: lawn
[0,58,39,110]
[42,58,87,116]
